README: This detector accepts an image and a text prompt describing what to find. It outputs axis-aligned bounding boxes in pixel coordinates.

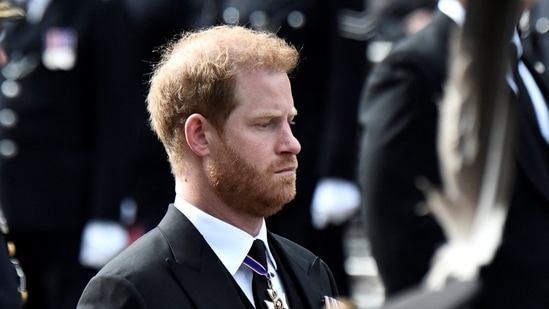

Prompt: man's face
[205,69,301,218]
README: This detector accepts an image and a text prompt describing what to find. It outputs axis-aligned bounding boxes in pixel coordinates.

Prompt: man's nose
[278,123,301,155]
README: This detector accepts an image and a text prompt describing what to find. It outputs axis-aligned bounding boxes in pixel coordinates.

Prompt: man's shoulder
[385,11,453,63]
[96,227,170,279]
[268,232,317,259]
[268,232,330,274]
[268,232,339,298]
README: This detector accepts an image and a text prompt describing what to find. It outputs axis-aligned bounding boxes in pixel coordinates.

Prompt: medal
[264,277,288,309]
[265,290,287,309]
[243,255,289,308]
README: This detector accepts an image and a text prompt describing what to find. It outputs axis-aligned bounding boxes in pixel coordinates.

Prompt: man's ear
[185,113,212,157]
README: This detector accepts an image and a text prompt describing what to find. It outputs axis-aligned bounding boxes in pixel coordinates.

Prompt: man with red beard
[77,25,342,309]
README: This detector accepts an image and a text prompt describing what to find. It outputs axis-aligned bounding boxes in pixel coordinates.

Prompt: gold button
[21,289,28,304]
[7,241,15,257]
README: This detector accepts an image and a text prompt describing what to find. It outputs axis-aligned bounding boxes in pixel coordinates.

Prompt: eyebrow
[251,107,298,119]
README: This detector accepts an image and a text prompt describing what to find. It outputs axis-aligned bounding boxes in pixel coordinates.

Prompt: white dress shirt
[173,195,288,308]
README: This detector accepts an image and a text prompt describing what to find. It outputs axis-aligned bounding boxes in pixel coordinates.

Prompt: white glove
[311,178,361,229]
[79,220,129,269]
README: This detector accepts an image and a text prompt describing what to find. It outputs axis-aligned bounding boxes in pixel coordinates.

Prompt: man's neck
[175,180,264,236]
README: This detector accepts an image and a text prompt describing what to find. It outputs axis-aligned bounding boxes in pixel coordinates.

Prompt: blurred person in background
[0,0,140,308]
[365,0,437,64]
[358,0,549,307]
[0,3,26,309]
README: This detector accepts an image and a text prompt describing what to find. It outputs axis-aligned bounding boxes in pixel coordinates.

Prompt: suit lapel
[268,234,327,309]
[159,206,249,308]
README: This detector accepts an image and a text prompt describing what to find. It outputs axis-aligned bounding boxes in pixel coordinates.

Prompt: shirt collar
[173,195,278,275]
[511,31,523,58]
[438,0,465,25]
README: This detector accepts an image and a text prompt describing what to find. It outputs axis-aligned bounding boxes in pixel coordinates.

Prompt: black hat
[0,1,24,20]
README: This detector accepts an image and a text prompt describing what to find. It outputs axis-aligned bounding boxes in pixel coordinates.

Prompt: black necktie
[248,240,270,309]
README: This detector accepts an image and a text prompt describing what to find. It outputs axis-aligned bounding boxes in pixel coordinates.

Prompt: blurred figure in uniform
[521,0,549,63]
[0,210,25,309]
[178,0,368,296]
[365,0,437,64]
[0,0,139,308]
[0,3,26,308]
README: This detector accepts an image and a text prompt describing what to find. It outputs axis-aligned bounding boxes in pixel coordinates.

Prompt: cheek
[244,142,270,165]
[223,134,264,161]
[226,129,269,156]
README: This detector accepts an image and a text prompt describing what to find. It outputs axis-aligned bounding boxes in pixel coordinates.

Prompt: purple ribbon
[243,255,274,279]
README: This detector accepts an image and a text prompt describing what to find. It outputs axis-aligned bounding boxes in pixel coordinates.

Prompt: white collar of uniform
[438,0,465,25]
[510,31,523,58]
[173,195,278,275]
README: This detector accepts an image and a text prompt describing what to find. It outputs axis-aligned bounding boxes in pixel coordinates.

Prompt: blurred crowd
[0,0,548,308]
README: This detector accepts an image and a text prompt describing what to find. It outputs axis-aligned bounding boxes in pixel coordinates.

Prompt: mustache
[269,155,298,172]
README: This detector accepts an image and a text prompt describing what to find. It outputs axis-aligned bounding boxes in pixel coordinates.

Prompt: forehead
[233,69,294,112]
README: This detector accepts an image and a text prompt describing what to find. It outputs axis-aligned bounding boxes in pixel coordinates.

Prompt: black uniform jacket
[0,0,137,232]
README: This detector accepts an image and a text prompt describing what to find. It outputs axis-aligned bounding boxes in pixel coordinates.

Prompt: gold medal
[264,288,288,309]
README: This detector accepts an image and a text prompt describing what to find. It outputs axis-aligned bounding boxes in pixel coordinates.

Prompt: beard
[206,140,297,218]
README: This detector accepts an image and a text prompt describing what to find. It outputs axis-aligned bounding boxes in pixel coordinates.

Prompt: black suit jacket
[359,8,549,308]
[358,10,451,295]
[77,205,339,308]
